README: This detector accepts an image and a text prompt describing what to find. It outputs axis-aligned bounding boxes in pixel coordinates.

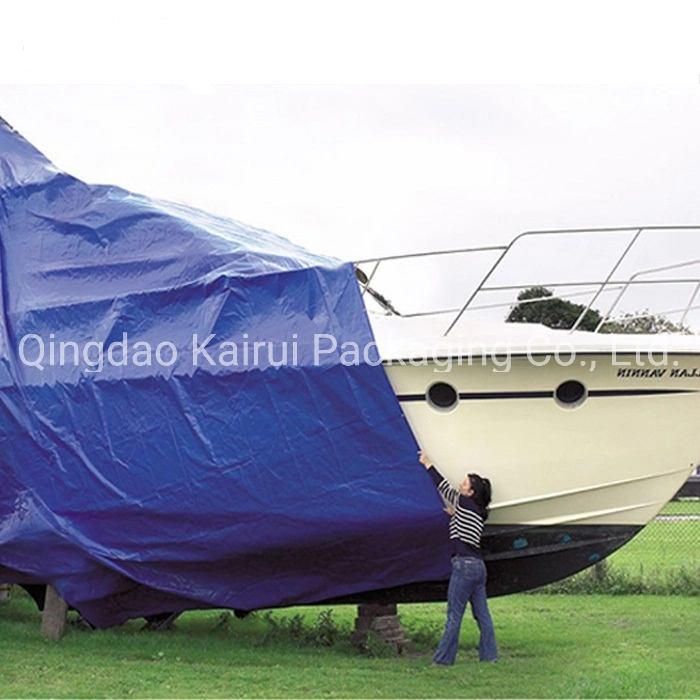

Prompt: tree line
[506,286,692,334]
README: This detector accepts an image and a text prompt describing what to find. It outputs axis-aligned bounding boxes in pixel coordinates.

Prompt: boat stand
[40,586,68,640]
[350,603,414,654]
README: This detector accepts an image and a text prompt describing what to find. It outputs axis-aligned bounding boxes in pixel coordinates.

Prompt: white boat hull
[352,226,700,598]
[324,348,699,598]
[386,351,700,527]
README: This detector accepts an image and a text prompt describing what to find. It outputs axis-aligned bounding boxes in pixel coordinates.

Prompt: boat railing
[354,226,700,337]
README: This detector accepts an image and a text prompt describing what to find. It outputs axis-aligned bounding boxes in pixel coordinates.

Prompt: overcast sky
[4,84,700,324]
[4,84,700,257]
[3,2,700,326]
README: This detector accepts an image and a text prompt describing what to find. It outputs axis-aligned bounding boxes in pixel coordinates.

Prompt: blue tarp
[0,118,449,627]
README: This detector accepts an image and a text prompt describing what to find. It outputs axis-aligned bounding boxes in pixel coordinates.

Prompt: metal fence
[573,480,700,594]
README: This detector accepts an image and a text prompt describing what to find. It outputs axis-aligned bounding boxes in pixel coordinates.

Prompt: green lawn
[532,500,699,594]
[660,499,700,517]
[1,500,697,697]
[608,518,699,574]
[0,592,698,698]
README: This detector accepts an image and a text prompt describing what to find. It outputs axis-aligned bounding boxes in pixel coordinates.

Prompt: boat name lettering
[616,368,667,378]
[616,367,700,379]
[670,367,700,378]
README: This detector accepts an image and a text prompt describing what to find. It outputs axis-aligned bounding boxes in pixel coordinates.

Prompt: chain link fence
[537,473,699,595]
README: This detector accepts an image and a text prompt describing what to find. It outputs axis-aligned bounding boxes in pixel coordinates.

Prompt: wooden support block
[40,586,68,640]
[351,603,412,651]
[369,616,402,632]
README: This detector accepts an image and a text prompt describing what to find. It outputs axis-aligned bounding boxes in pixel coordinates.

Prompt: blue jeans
[433,556,498,665]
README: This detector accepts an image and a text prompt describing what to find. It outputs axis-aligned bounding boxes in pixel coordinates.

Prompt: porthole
[427,382,459,412]
[555,380,587,409]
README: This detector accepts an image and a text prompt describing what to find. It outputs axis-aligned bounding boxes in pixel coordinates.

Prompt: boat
[337,229,700,602]
[1,117,697,624]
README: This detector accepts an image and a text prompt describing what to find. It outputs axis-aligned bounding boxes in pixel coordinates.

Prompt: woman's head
[464,473,492,517]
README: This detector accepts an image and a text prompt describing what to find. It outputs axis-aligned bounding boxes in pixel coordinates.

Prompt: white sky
[5,84,700,259]
[3,3,700,325]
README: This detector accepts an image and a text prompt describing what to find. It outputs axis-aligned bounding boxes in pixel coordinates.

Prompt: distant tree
[598,311,692,335]
[506,286,602,331]
[506,286,693,334]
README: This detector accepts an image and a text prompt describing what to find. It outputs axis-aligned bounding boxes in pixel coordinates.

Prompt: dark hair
[468,473,492,520]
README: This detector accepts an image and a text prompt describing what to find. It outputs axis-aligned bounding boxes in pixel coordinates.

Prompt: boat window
[555,380,587,409]
[427,382,459,411]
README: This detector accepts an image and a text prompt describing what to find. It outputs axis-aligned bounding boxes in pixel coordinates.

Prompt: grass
[1,499,697,697]
[660,499,700,517]
[533,499,699,594]
[609,520,698,573]
[0,591,699,698]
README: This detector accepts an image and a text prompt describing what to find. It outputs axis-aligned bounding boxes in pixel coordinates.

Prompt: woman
[419,450,498,665]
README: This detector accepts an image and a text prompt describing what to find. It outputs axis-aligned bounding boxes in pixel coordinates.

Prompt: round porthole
[427,382,459,412]
[555,380,587,409]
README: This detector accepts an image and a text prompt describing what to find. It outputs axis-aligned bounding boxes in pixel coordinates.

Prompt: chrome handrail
[354,226,700,336]
[356,244,507,299]
[569,229,642,332]
[594,259,700,332]
[398,286,627,319]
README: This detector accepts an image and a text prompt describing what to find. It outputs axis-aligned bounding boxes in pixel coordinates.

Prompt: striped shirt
[428,466,485,559]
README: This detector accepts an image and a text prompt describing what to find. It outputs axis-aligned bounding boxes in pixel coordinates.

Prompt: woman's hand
[418,450,433,469]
